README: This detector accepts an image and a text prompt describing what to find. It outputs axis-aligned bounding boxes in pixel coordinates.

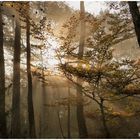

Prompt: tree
[11,11,21,138]
[109,1,140,47]
[58,2,108,138]
[67,86,71,138]
[78,1,86,59]
[0,5,7,138]
[26,5,36,138]
[59,8,140,137]
[76,1,88,138]
[128,2,140,47]
[60,25,140,138]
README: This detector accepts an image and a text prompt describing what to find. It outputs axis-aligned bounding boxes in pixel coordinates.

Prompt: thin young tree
[67,86,71,138]
[128,1,140,47]
[76,1,88,138]
[0,5,7,138]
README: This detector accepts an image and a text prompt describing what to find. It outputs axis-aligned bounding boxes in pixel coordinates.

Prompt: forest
[1,1,140,139]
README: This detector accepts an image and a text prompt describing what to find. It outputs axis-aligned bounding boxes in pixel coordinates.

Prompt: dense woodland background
[1,1,140,138]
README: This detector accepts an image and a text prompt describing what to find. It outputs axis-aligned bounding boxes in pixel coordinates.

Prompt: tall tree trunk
[76,83,88,138]
[11,19,21,138]
[76,1,88,138]
[0,6,7,138]
[40,50,46,138]
[128,2,140,47]
[26,16,36,138]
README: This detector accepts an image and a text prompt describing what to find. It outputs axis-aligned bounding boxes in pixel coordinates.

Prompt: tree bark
[128,2,140,47]
[0,6,7,138]
[11,19,21,138]
[76,1,88,138]
[26,16,36,138]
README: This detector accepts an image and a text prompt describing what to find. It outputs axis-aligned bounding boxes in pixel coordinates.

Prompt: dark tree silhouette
[26,12,36,138]
[0,6,7,138]
[11,16,21,137]
[128,1,140,47]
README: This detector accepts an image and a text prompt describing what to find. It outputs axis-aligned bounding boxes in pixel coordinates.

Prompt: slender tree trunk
[0,7,7,138]
[40,50,47,138]
[26,17,36,138]
[67,56,71,138]
[76,1,88,138]
[76,82,88,138]
[57,110,65,138]
[128,2,140,47]
[100,99,110,138]
[11,18,21,138]
[67,87,71,138]
[78,1,86,59]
